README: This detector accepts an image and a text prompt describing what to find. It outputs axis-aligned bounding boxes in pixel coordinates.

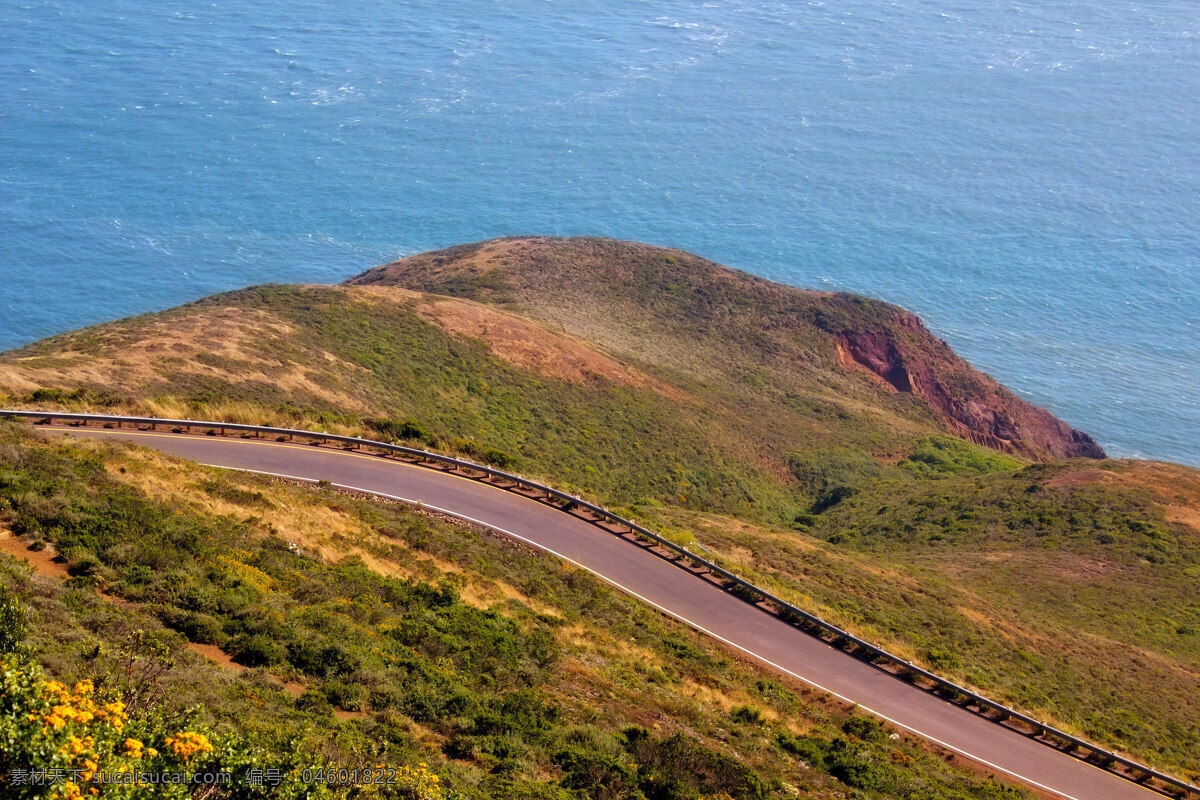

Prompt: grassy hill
[0,424,1030,799]
[0,239,1098,522]
[349,237,1102,461]
[0,237,1197,781]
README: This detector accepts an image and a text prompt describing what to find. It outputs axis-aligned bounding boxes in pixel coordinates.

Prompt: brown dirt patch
[1046,469,1115,489]
[427,298,690,400]
[1164,504,1200,534]
[345,283,690,400]
[1107,460,1200,536]
[189,642,244,672]
[0,529,70,579]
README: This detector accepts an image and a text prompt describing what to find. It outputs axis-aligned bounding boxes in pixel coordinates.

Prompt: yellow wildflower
[164,731,213,761]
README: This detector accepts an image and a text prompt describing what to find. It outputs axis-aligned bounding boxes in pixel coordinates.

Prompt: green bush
[777,733,827,764]
[368,417,431,443]
[295,687,334,716]
[228,633,284,667]
[730,704,764,725]
[160,609,226,645]
[322,680,366,711]
[787,449,881,503]
[553,747,638,799]
[826,747,891,790]
[841,715,887,744]
[901,436,1022,479]
[483,448,516,470]
[624,730,767,800]
[0,592,26,654]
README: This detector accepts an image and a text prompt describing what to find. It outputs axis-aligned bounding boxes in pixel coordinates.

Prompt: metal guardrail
[4,409,1197,799]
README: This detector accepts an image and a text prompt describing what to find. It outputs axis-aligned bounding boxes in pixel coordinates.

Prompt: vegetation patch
[0,425,1036,798]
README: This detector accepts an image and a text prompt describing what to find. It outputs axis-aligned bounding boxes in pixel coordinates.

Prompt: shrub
[163,610,226,646]
[842,715,887,744]
[791,512,820,529]
[553,747,638,799]
[228,633,283,667]
[730,705,764,725]
[483,448,516,470]
[287,640,360,678]
[67,553,103,578]
[787,449,881,504]
[0,592,26,654]
[777,733,828,764]
[625,731,767,799]
[295,687,334,716]
[901,436,1022,479]
[322,680,366,712]
[812,485,856,514]
[826,748,891,790]
[368,417,430,443]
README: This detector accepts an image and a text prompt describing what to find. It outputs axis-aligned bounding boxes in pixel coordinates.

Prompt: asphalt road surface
[51,427,1169,800]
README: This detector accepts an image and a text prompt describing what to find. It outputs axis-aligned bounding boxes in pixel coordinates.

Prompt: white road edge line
[206,463,1101,800]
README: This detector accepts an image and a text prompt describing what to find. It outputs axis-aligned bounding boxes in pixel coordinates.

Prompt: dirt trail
[0,529,70,579]
[0,528,310,697]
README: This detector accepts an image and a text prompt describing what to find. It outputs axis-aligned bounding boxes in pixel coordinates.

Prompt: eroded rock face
[837,332,913,393]
[837,312,1104,460]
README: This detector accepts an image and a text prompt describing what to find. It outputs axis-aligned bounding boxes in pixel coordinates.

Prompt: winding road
[48,426,1174,800]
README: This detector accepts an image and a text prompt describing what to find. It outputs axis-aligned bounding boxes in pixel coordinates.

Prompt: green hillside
[0,237,1196,781]
[0,424,1029,799]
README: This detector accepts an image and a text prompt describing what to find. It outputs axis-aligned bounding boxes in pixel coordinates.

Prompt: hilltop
[1,237,1198,781]
[1,238,1099,524]
[350,237,1101,461]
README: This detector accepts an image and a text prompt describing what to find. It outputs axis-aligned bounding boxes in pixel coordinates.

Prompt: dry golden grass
[1115,461,1200,535]
[555,623,659,664]
[0,304,367,411]
[674,678,791,726]
[1046,460,1200,536]
[80,439,563,617]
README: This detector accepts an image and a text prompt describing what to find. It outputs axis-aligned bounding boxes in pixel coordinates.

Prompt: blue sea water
[1,1,1196,465]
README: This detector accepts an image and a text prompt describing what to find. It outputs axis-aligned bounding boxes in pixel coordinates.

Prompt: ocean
[1,0,1196,465]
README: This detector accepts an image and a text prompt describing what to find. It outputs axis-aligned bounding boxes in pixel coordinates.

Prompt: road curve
[51,427,1167,800]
